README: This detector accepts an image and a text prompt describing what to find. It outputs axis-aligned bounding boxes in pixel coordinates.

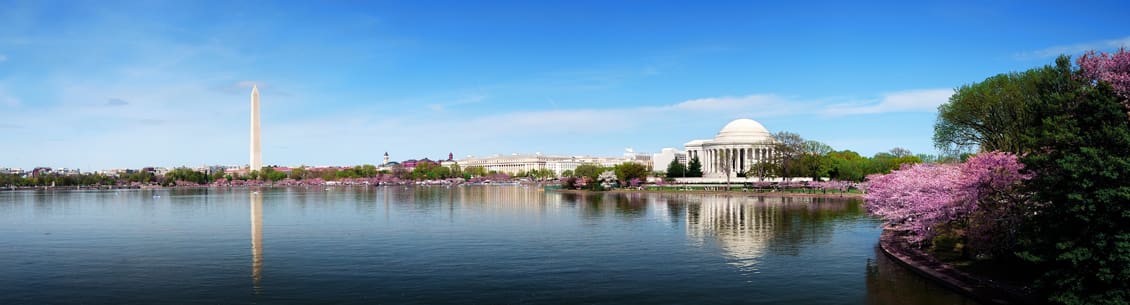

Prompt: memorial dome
[713,119,772,143]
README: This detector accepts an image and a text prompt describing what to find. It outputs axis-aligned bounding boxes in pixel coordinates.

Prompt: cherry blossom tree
[865,163,964,243]
[864,151,1030,246]
[960,151,1031,258]
[1078,48,1130,117]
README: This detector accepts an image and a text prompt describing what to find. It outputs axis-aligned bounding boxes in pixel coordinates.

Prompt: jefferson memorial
[684,119,776,178]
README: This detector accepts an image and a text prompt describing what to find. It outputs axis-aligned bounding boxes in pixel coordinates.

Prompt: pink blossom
[864,151,1030,244]
[1078,48,1130,99]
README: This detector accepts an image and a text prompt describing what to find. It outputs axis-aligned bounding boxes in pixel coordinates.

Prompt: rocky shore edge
[878,228,1041,305]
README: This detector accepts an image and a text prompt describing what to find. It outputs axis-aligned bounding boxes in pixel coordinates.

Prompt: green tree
[289,166,307,180]
[463,166,486,177]
[747,159,778,181]
[448,164,462,179]
[772,131,806,179]
[686,156,703,177]
[613,162,648,185]
[357,164,378,178]
[265,168,286,182]
[826,150,867,181]
[165,167,208,184]
[531,168,556,180]
[573,164,605,180]
[665,159,686,178]
[934,71,1036,155]
[1015,56,1130,305]
[432,166,451,179]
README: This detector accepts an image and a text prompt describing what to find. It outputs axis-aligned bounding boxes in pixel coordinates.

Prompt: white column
[708,149,714,174]
[705,149,714,175]
[702,149,707,173]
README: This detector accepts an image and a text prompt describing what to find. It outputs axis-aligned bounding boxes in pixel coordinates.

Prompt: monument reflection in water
[250,192,263,291]
[685,196,777,271]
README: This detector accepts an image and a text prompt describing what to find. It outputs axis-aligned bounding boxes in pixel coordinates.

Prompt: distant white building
[652,148,687,172]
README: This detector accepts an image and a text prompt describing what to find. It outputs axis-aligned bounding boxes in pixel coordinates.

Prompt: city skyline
[2,1,1129,169]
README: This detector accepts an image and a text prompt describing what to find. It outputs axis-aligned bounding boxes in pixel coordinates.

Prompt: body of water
[0,186,976,304]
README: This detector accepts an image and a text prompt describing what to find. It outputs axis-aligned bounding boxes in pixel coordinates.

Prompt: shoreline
[878,228,1040,305]
[552,188,864,198]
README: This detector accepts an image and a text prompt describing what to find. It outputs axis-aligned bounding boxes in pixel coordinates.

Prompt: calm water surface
[0,186,976,304]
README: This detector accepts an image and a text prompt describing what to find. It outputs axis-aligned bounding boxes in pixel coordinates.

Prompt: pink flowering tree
[959,151,1032,258]
[1078,48,1130,96]
[865,163,964,244]
[1078,48,1130,113]
[865,151,1030,255]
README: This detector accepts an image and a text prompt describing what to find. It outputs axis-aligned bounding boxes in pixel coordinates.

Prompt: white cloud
[427,94,488,112]
[822,89,953,115]
[672,94,783,111]
[1016,36,1130,60]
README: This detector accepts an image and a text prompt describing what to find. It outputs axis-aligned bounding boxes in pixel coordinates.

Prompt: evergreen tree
[1017,56,1130,305]
[665,159,686,178]
[686,156,703,177]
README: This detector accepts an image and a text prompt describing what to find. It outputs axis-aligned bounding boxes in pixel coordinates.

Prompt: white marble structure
[250,85,262,172]
[684,119,775,178]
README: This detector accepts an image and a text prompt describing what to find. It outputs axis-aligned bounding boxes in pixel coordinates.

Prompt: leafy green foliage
[665,159,686,178]
[613,162,648,185]
[1015,56,1130,305]
[573,164,606,180]
[934,70,1039,155]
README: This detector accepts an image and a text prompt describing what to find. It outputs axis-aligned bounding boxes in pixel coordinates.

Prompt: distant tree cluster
[559,162,649,191]
[662,143,928,183]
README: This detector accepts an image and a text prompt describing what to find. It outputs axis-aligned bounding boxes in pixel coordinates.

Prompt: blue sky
[2,0,1129,170]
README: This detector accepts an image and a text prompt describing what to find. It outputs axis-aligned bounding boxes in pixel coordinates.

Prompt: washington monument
[250,85,262,172]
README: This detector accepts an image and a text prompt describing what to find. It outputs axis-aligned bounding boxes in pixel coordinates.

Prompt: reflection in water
[686,196,778,272]
[250,192,263,292]
[0,187,981,304]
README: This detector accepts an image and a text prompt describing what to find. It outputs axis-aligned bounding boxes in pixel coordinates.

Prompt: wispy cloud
[0,54,7,63]
[427,94,488,112]
[822,89,953,115]
[670,94,794,113]
[105,98,129,106]
[1016,36,1130,60]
